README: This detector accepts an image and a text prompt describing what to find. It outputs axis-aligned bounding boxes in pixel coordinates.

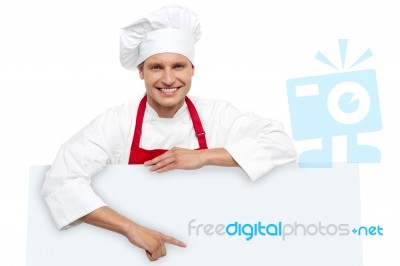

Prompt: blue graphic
[352,225,383,236]
[286,39,382,167]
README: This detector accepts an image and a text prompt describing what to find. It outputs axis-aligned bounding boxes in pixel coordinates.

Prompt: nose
[161,68,176,86]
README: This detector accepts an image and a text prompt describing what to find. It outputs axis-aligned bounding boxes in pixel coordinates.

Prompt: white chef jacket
[41,96,297,230]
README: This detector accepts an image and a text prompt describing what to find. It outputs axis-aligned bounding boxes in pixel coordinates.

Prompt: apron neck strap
[132,95,147,149]
[185,96,208,149]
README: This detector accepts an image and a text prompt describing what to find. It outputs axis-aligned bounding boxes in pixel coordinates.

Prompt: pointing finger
[163,235,187,247]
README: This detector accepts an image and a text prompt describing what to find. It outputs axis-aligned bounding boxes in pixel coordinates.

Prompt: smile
[157,86,181,95]
[160,87,178,93]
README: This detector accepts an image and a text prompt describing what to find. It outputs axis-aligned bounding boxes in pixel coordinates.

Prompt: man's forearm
[80,206,133,236]
[202,147,239,167]
[79,206,186,261]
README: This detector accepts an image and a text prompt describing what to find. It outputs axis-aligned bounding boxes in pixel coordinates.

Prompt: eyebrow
[145,61,189,68]
[145,62,161,68]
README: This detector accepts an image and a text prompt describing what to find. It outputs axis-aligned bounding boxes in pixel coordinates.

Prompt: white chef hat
[120,6,202,71]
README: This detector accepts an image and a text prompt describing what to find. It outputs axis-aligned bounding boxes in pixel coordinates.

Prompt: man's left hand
[144,147,207,173]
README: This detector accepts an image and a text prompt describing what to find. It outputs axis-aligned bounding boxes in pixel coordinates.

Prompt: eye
[174,64,185,70]
[151,65,161,70]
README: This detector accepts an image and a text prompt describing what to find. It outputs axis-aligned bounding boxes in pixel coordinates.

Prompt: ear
[138,63,144,80]
[191,65,195,76]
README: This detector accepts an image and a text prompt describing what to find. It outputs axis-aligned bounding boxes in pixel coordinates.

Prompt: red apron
[128,95,208,164]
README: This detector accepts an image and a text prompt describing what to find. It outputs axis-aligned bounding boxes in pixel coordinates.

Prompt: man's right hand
[124,222,187,261]
[80,206,186,261]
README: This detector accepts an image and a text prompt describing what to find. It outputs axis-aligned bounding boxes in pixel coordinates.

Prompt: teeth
[161,88,178,93]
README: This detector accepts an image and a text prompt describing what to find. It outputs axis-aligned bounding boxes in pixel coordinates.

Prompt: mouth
[156,86,181,96]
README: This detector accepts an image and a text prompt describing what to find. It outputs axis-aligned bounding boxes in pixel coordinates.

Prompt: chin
[157,98,183,108]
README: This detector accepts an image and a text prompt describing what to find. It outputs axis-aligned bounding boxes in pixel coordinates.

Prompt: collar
[145,101,190,123]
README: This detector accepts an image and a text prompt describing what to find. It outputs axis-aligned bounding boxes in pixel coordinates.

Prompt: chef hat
[120,5,202,71]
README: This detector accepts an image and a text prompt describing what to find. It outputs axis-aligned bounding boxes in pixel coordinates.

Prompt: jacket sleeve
[220,103,297,181]
[41,107,127,230]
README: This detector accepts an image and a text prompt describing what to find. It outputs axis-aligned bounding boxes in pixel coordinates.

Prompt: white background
[1,0,399,265]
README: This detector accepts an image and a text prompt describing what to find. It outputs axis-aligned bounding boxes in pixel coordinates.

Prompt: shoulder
[102,98,140,120]
[188,95,246,121]
[84,98,140,132]
[74,98,139,140]
[188,95,241,115]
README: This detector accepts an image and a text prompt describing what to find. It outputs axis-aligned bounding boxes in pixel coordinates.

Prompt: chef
[41,5,297,261]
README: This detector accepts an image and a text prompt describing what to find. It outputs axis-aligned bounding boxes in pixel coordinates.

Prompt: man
[41,6,297,261]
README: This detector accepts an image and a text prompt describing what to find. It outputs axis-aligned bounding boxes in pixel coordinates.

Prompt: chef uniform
[41,6,297,230]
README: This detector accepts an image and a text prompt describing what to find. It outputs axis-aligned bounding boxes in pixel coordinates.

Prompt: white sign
[27,164,363,265]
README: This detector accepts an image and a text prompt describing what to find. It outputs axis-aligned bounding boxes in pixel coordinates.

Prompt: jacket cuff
[43,180,107,230]
[224,138,275,182]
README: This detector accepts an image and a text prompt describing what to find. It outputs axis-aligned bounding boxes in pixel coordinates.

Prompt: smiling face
[138,53,195,118]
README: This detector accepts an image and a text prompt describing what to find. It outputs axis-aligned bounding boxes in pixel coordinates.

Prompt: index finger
[162,234,187,248]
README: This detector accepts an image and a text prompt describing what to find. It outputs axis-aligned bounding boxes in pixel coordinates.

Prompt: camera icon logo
[286,40,382,167]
